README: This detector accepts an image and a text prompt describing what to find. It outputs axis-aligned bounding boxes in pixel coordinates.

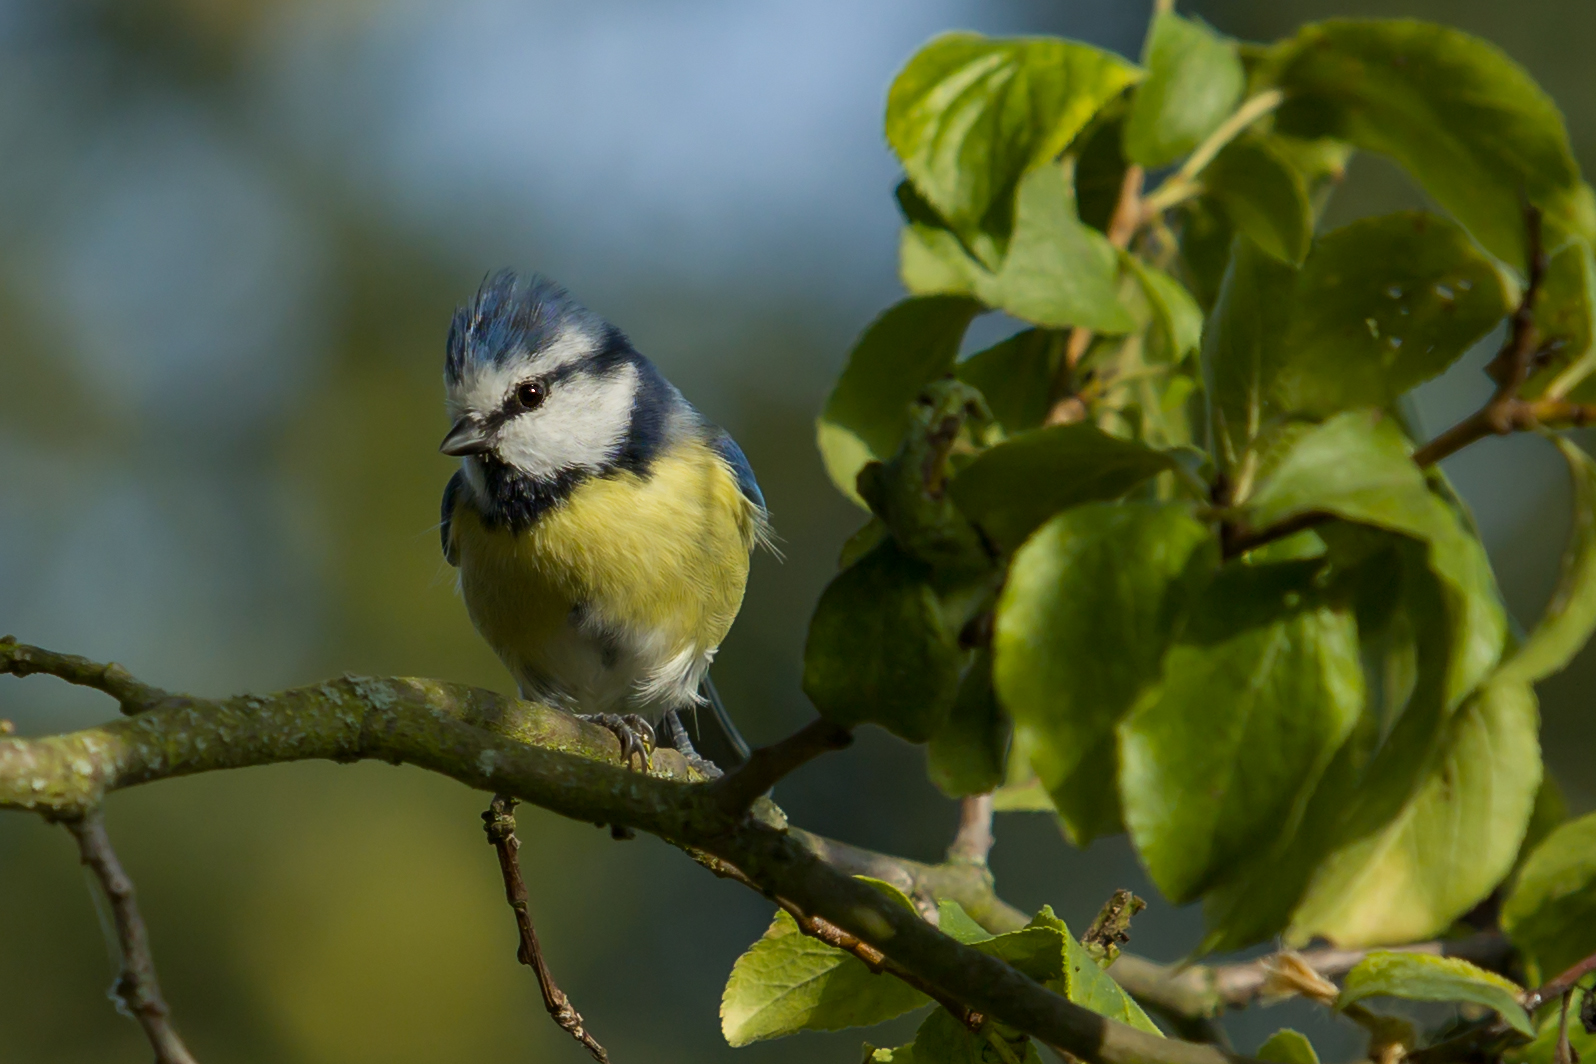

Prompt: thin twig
[1109,933,1512,1021]
[1,635,177,716]
[483,795,610,1063]
[1139,91,1286,218]
[1046,165,1145,425]
[1524,949,1596,1013]
[1410,205,1548,469]
[948,793,996,865]
[63,809,197,1064]
[705,717,852,818]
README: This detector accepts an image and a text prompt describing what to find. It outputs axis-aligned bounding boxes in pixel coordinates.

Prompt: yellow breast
[448,438,759,705]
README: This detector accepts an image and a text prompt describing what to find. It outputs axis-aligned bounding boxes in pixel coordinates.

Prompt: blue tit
[438,271,770,771]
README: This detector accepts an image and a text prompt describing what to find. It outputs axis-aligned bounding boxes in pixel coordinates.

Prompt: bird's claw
[579,713,656,770]
[658,708,723,779]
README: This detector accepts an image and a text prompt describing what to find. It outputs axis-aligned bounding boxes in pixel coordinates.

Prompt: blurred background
[0,0,1592,1060]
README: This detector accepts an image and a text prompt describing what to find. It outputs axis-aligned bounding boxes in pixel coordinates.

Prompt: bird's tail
[691,673,751,769]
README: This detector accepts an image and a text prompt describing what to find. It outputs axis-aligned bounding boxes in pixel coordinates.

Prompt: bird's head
[440,271,648,484]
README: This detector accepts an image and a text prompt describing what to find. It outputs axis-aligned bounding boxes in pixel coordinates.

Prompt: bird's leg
[658,708,723,780]
[576,713,655,770]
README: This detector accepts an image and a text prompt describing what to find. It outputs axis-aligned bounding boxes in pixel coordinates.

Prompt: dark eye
[515,380,546,410]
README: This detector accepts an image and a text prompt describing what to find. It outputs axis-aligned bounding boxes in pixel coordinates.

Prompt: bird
[437,271,769,773]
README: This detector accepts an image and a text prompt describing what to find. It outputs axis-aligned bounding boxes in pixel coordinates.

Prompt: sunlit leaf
[1497,438,1596,685]
[898,166,1134,332]
[1337,952,1533,1035]
[1288,678,1541,946]
[719,909,928,1045]
[992,165,1135,331]
[887,33,1141,238]
[865,1044,918,1064]
[936,901,995,945]
[950,424,1175,551]
[1243,410,1507,707]
[803,540,962,742]
[818,297,983,505]
[1203,137,1313,265]
[993,503,1215,844]
[1273,213,1512,416]
[1119,560,1364,903]
[1258,1030,1319,1064]
[1123,11,1245,169]
[1272,19,1595,268]
[1027,908,1164,1034]
[1503,812,1596,981]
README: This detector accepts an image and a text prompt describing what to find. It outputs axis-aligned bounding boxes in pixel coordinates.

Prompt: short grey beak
[439,417,492,457]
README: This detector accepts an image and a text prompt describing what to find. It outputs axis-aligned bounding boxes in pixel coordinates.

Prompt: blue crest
[444,271,605,384]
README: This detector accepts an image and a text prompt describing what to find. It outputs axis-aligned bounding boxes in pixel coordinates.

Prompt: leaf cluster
[737,9,1596,1063]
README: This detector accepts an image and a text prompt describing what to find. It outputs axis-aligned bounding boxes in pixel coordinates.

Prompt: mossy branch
[0,638,1257,1064]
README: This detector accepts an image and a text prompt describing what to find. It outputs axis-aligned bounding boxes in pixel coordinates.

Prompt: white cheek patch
[495,362,639,479]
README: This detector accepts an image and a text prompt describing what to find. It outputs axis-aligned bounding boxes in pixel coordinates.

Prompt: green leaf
[1257,1030,1319,1064]
[1336,952,1533,1036]
[1128,258,1204,363]
[887,33,1141,238]
[818,297,982,503]
[720,909,929,1045]
[992,165,1135,331]
[949,424,1176,551]
[928,651,1009,798]
[1124,11,1244,169]
[956,329,1063,434]
[1243,410,1508,707]
[993,503,1216,844]
[1272,213,1512,416]
[1272,19,1594,268]
[1289,677,1541,946]
[1496,438,1596,686]
[1024,908,1164,1034]
[1203,137,1313,265]
[898,166,1134,333]
[912,1007,1041,1064]
[803,540,962,742]
[936,901,995,945]
[1503,811,1596,981]
[1119,560,1364,903]
[1202,234,1297,466]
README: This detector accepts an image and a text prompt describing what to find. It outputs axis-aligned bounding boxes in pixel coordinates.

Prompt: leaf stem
[1141,90,1286,218]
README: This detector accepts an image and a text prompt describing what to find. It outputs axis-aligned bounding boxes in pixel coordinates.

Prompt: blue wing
[708,430,765,510]
[440,469,466,566]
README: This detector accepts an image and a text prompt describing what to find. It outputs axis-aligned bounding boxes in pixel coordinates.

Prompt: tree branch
[0,640,1254,1064]
[483,795,610,1063]
[1108,934,1512,1021]
[63,808,198,1064]
[705,716,852,817]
